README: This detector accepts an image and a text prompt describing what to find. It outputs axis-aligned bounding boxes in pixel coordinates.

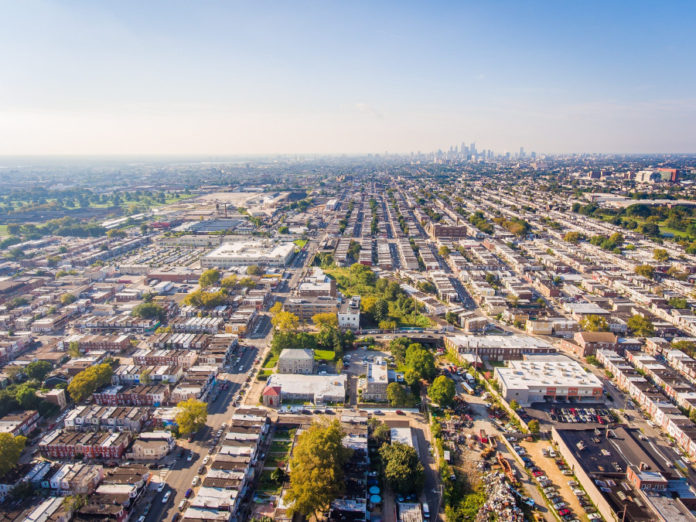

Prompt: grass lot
[293,239,308,249]
[269,440,292,453]
[314,349,336,361]
[258,369,273,379]
[264,453,288,469]
[0,225,8,236]
[273,428,296,440]
[263,354,279,369]
[257,469,283,494]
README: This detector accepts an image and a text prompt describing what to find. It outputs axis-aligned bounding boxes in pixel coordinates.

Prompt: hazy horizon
[1,1,695,156]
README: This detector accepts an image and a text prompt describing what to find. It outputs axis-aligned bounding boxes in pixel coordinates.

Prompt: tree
[370,420,391,446]
[428,376,455,407]
[387,382,415,407]
[509,400,520,411]
[627,314,654,336]
[335,359,344,374]
[25,360,52,382]
[528,419,540,433]
[580,314,609,332]
[405,345,436,380]
[4,365,23,383]
[563,231,585,244]
[246,264,262,275]
[269,301,283,315]
[271,467,286,485]
[68,341,81,358]
[378,320,397,331]
[0,433,26,477]
[132,301,167,322]
[220,274,238,288]
[199,268,221,288]
[272,311,300,332]
[438,245,451,258]
[63,495,87,514]
[175,398,208,436]
[668,297,688,309]
[60,293,77,305]
[445,311,458,325]
[286,419,351,518]
[373,299,389,322]
[635,264,656,279]
[312,313,338,329]
[67,363,113,403]
[653,248,669,262]
[379,441,425,495]
[389,337,410,364]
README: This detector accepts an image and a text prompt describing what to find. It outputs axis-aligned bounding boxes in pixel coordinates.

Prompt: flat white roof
[496,355,603,390]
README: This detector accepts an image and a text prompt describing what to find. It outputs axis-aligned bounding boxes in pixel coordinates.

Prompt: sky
[0,0,695,156]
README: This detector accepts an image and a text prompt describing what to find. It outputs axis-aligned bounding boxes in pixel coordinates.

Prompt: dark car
[395,410,405,415]
[185,488,193,498]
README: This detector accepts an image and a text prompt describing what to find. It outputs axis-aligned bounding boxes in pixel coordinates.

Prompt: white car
[203,455,210,465]
[162,491,171,503]
[157,482,165,492]
[186,453,193,462]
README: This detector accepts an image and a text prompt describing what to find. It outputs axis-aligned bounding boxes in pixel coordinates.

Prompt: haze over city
[1,0,695,156]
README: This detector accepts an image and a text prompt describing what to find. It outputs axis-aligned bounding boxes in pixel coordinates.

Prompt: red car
[395,410,405,415]
[558,508,570,516]
[532,470,544,477]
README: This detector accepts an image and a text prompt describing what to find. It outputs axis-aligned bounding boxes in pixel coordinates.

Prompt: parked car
[162,491,171,504]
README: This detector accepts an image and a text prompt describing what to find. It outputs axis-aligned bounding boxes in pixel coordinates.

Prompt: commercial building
[283,296,339,321]
[552,426,696,522]
[277,349,315,375]
[201,240,295,268]
[495,354,603,406]
[263,374,347,405]
[338,296,361,330]
[445,334,556,361]
[362,362,388,402]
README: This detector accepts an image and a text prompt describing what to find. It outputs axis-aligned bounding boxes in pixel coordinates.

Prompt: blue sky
[0,0,694,155]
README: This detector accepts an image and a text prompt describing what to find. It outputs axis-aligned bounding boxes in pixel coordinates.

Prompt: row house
[170,316,223,334]
[39,430,131,459]
[72,313,158,333]
[226,307,258,336]
[48,463,104,495]
[112,364,184,385]
[64,405,151,432]
[132,348,198,368]
[0,410,40,436]
[150,332,210,350]
[0,333,34,363]
[597,350,696,460]
[61,333,133,353]
[93,384,170,407]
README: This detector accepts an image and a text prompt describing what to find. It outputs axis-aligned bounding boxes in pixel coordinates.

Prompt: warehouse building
[495,354,603,406]
[201,240,295,268]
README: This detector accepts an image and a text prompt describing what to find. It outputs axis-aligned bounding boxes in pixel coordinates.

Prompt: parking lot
[524,403,615,429]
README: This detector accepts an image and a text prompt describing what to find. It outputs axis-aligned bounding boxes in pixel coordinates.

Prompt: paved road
[143,345,261,522]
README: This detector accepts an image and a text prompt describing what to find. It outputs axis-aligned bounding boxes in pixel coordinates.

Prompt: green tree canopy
[25,360,52,382]
[0,433,27,478]
[627,314,654,336]
[175,398,208,436]
[199,268,221,288]
[428,375,455,407]
[379,441,425,495]
[580,314,609,332]
[286,419,352,518]
[67,363,113,403]
[405,344,436,380]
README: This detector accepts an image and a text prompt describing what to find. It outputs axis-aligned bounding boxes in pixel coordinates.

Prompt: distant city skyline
[1,1,695,155]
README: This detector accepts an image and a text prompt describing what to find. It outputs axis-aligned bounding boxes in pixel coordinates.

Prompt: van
[422,502,430,519]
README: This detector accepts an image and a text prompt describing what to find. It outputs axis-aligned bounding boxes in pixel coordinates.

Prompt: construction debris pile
[476,471,525,522]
